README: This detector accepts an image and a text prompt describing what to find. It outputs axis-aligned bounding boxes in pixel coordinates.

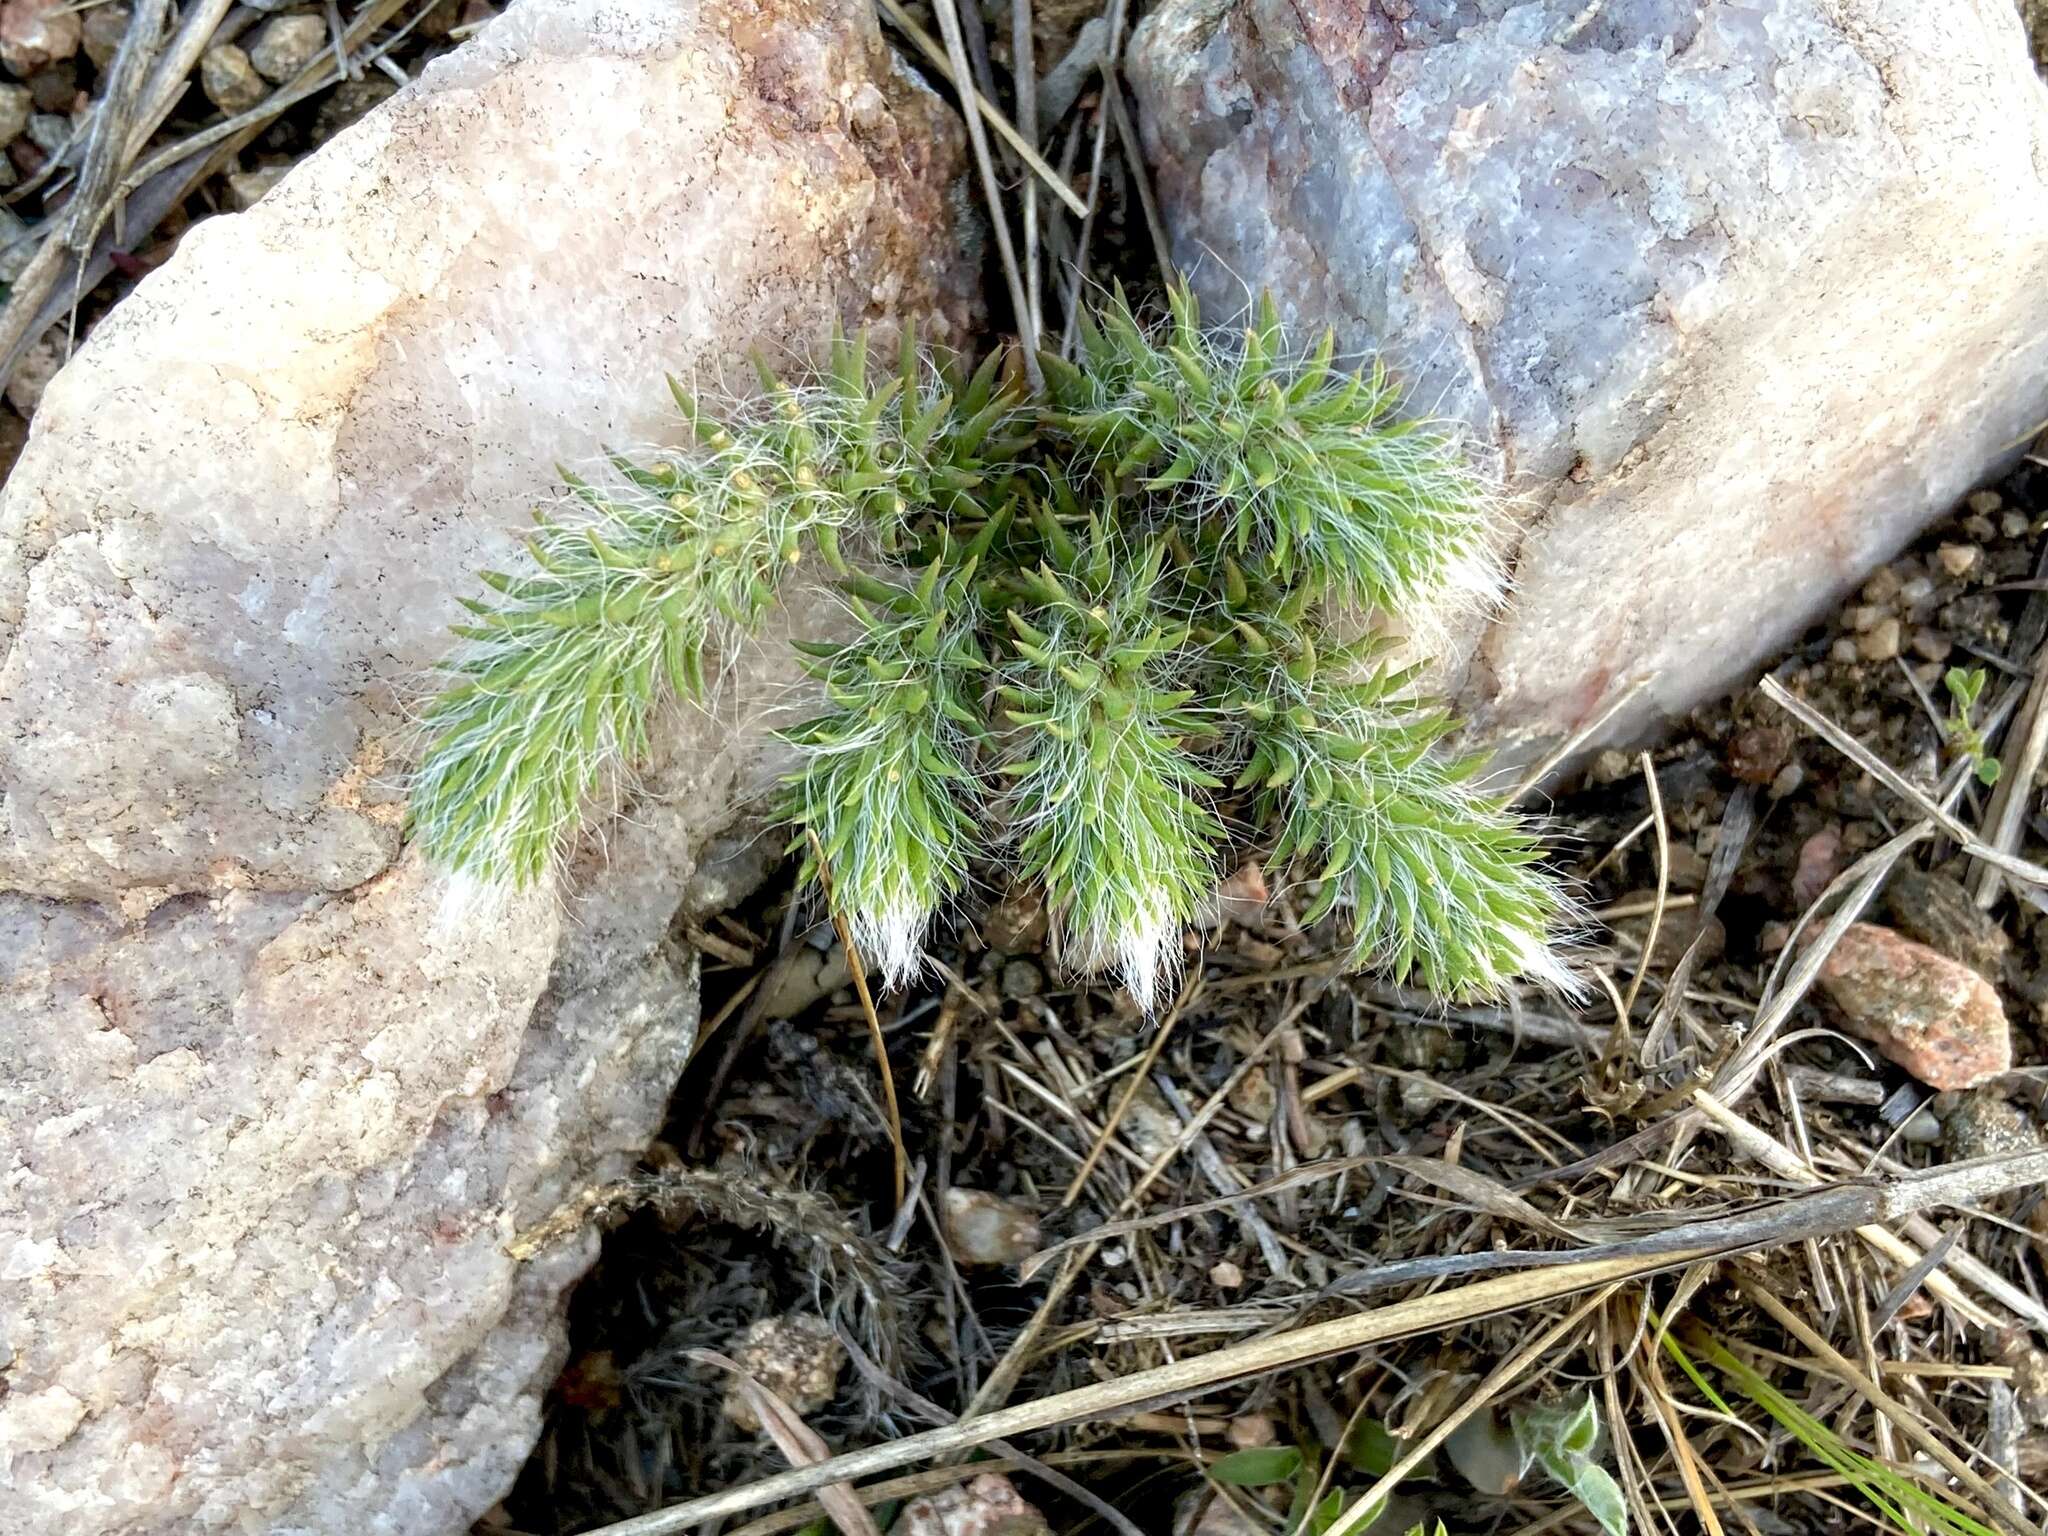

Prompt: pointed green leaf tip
[412,290,1569,1006]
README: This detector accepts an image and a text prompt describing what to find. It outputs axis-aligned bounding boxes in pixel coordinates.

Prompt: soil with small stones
[492,460,2048,1536]
[0,0,491,459]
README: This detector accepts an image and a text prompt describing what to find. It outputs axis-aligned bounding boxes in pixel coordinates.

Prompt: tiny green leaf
[1210,1447,1305,1487]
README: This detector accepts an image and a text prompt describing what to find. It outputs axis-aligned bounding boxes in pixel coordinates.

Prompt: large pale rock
[0,0,975,1529]
[1128,0,2048,759]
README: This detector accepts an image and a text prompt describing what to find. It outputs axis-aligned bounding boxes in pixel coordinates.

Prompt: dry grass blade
[584,1250,1727,1536]
[1619,749,1668,1024]
[1694,1088,2048,1333]
[926,0,1041,383]
[688,1350,883,1536]
[1505,675,1653,805]
[874,0,1088,216]
[1761,674,2048,889]
[1731,1275,2045,1536]
[807,831,908,1211]
[1325,1286,1617,1536]
[1971,640,2048,907]
[1058,972,1198,1206]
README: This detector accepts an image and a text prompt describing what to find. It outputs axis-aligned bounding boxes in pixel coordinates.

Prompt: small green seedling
[1661,1320,1997,1536]
[410,285,1571,1007]
[1510,1397,1627,1536]
[1941,665,2001,787]
[1207,1419,1405,1536]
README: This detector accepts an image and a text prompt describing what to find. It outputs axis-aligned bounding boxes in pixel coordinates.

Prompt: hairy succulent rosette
[780,552,991,989]
[1229,621,1575,999]
[1042,283,1500,620]
[409,339,1023,890]
[999,527,1221,1010]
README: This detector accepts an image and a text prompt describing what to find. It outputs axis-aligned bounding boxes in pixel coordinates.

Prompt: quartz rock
[248,13,327,83]
[0,0,78,74]
[1817,923,2012,1090]
[1128,0,2048,762]
[0,0,976,1530]
[199,43,265,115]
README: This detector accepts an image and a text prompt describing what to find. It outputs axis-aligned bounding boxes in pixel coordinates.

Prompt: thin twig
[1762,674,2048,889]
[1734,1273,2045,1536]
[874,0,1087,217]
[1619,750,1667,1023]
[1010,0,1041,345]
[1324,1287,1615,1536]
[808,830,908,1210]
[1972,636,2048,908]
[926,0,1042,384]
[1059,972,1197,1206]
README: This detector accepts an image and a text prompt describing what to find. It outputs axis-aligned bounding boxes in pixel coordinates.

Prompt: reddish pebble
[0,0,78,74]
[1817,923,2011,1090]
[1792,826,1844,908]
[1213,860,1270,927]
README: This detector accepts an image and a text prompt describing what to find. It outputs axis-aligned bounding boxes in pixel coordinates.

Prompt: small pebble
[22,109,62,154]
[200,44,266,115]
[1908,626,1952,662]
[998,958,1042,999]
[1211,860,1269,927]
[1843,603,1882,634]
[1898,573,1936,610]
[1856,617,1902,663]
[942,1187,1041,1267]
[1228,1065,1277,1122]
[225,163,291,209]
[1861,567,1902,605]
[79,1,124,69]
[1208,1259,1244,1290]
[982,879,1047,952]
[898,1475,1051,1536]
[0,0,80,75]
[1900,1107,1944,1144]
[1226,1414,1277,1449]
[0,81,28,145]
[721,1314,845,1432]
[1817,923,2011,1090]
[1829,637,1859,665]
[1725,723,1791,785]
[23,62,66,114]
[1963,514,1997,543]
[758,940,850,1018]
[1587,748,1631,786]
[1793,826,1844,909]
[1967,489,2003,517]
[1759,920,1791,955]
[1937,1090,2039,1161]
[1936,543,1980,578]
[248,13,324,83]
[2004,512,2030,540]
[1767,761,1804,799]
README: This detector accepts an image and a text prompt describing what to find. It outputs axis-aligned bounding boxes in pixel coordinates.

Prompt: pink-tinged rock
[0,0,976,1530]
[1793,827,1845,910]
[1818,923,2012,1090]
[1128,0,2048,765]
[0,0,79,74]
[897,1474,1052,1536]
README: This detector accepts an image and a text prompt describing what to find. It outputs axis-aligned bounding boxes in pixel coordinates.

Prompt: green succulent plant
[410,285,1573,1007]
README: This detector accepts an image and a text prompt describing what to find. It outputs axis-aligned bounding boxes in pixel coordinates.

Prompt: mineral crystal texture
[1127,0,2048,760]
[0,0,975,1528]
